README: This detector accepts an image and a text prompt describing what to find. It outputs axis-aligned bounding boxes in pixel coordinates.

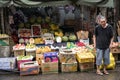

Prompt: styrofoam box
[20,61,39,76]
[79,38,89,45]
[0,57,16,70]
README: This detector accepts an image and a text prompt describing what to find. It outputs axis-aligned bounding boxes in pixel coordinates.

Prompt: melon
[69,35,77,41]
[62,36,68,42]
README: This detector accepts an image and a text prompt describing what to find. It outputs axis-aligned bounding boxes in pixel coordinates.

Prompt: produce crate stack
[59,49,77,72]
[76,48,95,72]
[16,55,33,70]
[36,46,52,69]
[41,52,59,74]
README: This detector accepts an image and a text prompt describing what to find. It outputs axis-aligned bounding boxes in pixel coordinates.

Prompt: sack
[100,52,115,70]
[76,30,89,39]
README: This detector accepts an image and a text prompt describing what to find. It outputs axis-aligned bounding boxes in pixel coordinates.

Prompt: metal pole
[1,7,5,33]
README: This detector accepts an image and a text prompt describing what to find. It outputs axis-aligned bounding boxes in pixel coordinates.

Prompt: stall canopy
[0,0,114,8]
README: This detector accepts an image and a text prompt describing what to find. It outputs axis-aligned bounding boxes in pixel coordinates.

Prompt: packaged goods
[20,61,39,76]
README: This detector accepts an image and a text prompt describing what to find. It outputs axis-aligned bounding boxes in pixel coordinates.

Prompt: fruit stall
[0,0,119,76]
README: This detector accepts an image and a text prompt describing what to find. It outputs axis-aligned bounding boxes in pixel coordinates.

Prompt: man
[93,16,114,75]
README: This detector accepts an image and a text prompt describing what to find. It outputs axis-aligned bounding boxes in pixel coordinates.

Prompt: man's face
[100,19,107,27]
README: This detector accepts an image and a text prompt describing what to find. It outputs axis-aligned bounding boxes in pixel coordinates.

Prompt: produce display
[17,55,33,60]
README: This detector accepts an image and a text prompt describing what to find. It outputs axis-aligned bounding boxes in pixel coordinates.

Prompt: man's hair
[100,16,106,21]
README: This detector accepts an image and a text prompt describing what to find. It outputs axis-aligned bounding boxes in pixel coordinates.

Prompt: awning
[0,0,114,8]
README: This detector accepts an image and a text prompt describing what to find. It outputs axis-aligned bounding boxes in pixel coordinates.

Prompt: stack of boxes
[59,49,77,72]
[41,52,59,74]
[76,51,95,71]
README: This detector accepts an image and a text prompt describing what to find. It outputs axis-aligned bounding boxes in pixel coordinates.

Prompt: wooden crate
[61,62,77,72]
[41,61,58,74]
[13,49,25,57]
[26,50,36,57]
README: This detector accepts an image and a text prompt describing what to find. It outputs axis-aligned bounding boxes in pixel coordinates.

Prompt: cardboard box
[20,61,39,76]
[41,60,58,74]
[44,52,58,62]
[26,50,36,57]
[0,57,16,70]
[61,62,77,72]
[13,49,25,57]
[110,47,120,53]
[79,62,94,72]
[59,49,76,63]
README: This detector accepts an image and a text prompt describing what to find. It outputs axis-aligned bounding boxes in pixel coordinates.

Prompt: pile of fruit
[13,44,25,50]
[0,34,9,38]
[36,46,51,54]
[34,38,44,44]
